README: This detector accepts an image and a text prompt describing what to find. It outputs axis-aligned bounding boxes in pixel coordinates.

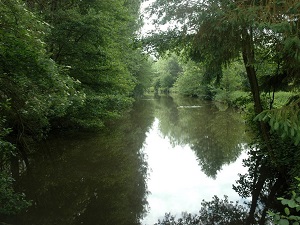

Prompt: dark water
[15,95,248,225]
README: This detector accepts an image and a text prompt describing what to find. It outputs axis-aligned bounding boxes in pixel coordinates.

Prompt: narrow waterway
[15,95,248,225]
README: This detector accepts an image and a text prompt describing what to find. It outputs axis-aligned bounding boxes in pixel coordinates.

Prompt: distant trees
[151,53,183,93]
[173,61,204,97]
[153,55,247,102]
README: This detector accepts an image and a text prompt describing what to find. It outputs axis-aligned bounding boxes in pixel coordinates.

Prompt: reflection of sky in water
[142,118,248,225]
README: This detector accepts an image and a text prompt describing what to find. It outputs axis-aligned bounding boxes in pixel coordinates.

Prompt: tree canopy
[0,0,154,216]
[145,0,300,224]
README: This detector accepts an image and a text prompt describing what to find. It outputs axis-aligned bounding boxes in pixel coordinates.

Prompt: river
[15,95,248,225]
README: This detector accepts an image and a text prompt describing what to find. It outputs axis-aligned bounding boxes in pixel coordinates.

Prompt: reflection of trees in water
[15,100,155,225]
[192,111,246,178]
[234,137,299,225]
[154,95,180,143]
[155,95,247,178]
[151,96,299,224]
[155,195,248,225]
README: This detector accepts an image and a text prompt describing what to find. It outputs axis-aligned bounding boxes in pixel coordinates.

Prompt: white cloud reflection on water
[141,118,248,225]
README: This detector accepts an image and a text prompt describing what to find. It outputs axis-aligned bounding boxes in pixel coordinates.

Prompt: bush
[0,173,31,216]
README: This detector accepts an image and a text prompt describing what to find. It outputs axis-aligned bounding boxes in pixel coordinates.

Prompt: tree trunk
[241,27,262,114]
[241,27,274,225]
[241,27,272,153]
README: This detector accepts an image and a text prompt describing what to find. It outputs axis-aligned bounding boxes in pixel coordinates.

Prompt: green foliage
[0,0,150,217]
[0,103,31,215]
[37,0,135,127]
[173,60,206,97]
[254,97,300,145]
[1,0,151,133]
[0,173,31,215]
[128,54,155,97]
[214,61,246,102]
[152,53,183,93]
[269,178,300,225]
[0,0,84,138]
[0,102,15,169]
[272,92,296,108]
[174,59,248,102]
[25,0,150,128]
[146,0,300,106]
[145,1,300,224]
[67,93,134,129]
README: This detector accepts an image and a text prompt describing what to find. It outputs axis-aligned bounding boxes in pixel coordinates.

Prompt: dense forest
[0,0,153,217]
[1,0,300,224]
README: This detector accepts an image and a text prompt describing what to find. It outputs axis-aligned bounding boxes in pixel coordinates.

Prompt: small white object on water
[177,105,202,109]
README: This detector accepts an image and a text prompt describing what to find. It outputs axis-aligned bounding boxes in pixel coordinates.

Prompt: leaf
[290,216,300,220]
[294,135,300,145]
[254,113,263,121]
[270,117,275,127]
[275,214,281,221]
[279,219,289,225]
[284,122,288,132]
[284,207,290,216]
[268,211,275,217]
[291,127,295,137]
[281,199,289,205]
[274,122,279,130]
[288,200,298,208]
[262,112,269,121]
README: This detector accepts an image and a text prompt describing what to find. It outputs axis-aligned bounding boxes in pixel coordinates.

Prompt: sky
[140,0,156,36]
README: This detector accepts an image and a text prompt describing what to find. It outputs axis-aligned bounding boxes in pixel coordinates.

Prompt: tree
[146,0,300,130]
[1,0,153,220]
[145,0,300,224]
[24,0,147,128]
[214,61,247,105]
[126,53,155,97]
[0,102,31,217]
[0,0,83,169]
[152,53,183,93]
[173,60,206,97]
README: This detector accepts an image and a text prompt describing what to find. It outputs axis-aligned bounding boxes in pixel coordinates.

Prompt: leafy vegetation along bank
[1,0,300,224]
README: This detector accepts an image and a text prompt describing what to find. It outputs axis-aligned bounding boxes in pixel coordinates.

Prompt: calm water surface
[15,95,248,225]
[142,118,248,224]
